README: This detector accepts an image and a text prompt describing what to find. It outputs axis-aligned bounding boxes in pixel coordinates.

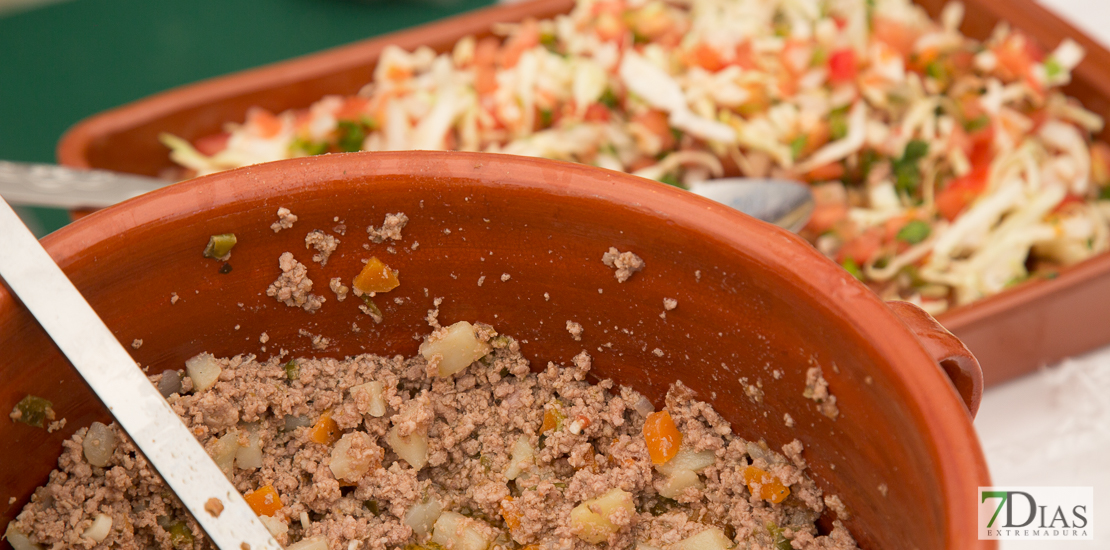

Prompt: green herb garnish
[336,120,367,153]
[896,219,931,244]
[893,140,929,197]
[842,257,864,280]
[284,360,300,381]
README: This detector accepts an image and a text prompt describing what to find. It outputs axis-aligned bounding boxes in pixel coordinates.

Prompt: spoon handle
[0,197,280,550]
[0,161,168,209]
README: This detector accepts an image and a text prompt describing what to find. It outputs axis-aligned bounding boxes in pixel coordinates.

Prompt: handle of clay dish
[887,301,983,418]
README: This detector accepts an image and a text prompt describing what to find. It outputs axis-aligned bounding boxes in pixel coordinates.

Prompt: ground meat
[304,230,339,266]
[13,328,856,550]
[602,247,645,283]
[265,252,325,313]
[329,277,349,302]
[804,367,839,419]
[271,207,298,233]
[566,321,583,341]
[366,213,409,243]
[663,298,677,311]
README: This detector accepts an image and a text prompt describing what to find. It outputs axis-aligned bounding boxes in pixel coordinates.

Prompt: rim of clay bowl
[37,150,991,548]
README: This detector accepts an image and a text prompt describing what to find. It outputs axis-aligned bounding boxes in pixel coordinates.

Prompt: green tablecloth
[0,0,495,236]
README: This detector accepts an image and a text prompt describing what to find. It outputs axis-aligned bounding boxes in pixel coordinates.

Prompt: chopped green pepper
[599,87,619,109]
[964,114,990,132]
[841,257,864,281]
[896,219,932,244]
[1044,57,1063,80]
[829,106,850,140]
[893,140,929,197]
[202,233,237,260]
[12,395,53,428]
[363,500,381,516]
[768,523,794,550]
[659,173,683,188]
[291,137,328,156]
[361,295,384,323]
[284,360,300,382]
[790,135,808,161]
[539,108,554,128]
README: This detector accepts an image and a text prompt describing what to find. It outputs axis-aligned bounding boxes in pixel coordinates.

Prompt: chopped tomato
[828,49,857,84]
[804,162,846,182]
[806,183,850,233]
[500,18,540,69]
[593,1,628,42]
[837,227,883,265]
[583,103,613,123]
[631,110,676,151]
[193,132,230,156]
[335,96,370,122]
[935,165,990,221]
[1052,193,1087,215]
[993,31,1044,87]
[246,109,283,139]
[689,42,727,72]
[872,17,919,58]
[474,37,500,96]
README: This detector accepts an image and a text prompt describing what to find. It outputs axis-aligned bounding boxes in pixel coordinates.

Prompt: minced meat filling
[9,326,856,550]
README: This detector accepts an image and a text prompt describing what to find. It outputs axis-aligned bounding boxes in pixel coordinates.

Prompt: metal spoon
[0,162,814,231]
[0,196,281,550]
[688,178,815,232]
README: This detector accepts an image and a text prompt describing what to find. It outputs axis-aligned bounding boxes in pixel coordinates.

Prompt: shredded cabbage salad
[163,0,1110,315]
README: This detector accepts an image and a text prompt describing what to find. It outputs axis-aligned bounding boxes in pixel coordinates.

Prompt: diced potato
[258,515,288,538]
[3,524,42,550]
[330,431,377,482]
[503,435,534,481]
[210,430,239,475]
[419,321,492,377]
[404,498,444,537]
[655,448,716,476]
[657,469,704,499]
[667,527,734,550]
[431,511,492,550]
[570,488,635,544]
[83,421,117,468]
[185,352,222,392]
[82,513,113,543]
[387,425,428,470]
[286,535,329,550]
[235,424,263,470]
[350,381,387,417]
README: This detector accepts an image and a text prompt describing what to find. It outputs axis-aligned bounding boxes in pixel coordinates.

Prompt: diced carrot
[193,132,230,157]
[244,485,283,517]
[501,497,521,531]
[541,406,565,433]
[642,410,682,465]
[741,466,791,504]
[246,109,283,139]
[308,412,340,445]
[353,257,400,295]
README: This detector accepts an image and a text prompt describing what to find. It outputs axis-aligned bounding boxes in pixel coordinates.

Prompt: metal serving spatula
[0,196,280,550]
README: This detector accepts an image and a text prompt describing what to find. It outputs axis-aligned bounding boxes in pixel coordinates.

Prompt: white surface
[974,1,1110,547]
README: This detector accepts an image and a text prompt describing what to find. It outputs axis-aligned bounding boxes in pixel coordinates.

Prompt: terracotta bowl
[0,152,991,549]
